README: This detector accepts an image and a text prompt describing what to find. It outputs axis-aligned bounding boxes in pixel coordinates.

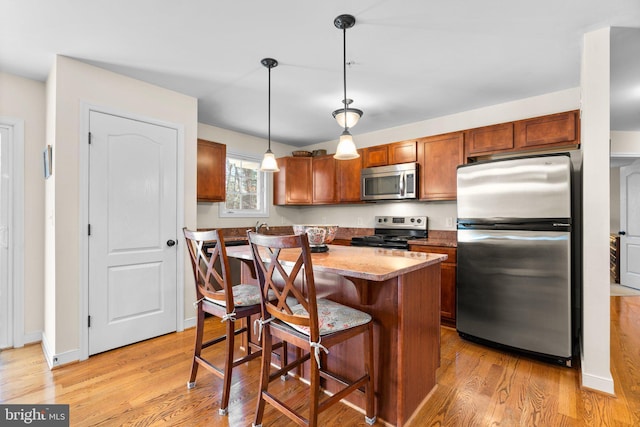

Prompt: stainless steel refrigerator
[456,152,581,366]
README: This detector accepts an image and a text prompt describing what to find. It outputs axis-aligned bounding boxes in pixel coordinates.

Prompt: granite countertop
[407,230,457,248]
[198,226,457,247]
[226,244,447,282]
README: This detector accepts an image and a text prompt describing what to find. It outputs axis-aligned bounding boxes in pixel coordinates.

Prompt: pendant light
[333,14,360,160]
[260,57,280,172]
[332,98,363,128]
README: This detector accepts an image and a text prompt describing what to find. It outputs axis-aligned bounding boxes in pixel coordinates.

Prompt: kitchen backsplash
[197,200,458,230]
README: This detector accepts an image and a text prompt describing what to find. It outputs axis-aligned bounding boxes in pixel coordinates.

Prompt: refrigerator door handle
[553,223,571,227]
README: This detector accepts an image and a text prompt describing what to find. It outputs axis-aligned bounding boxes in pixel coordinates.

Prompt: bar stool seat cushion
[285,298,372,336]
[207,284,263,307]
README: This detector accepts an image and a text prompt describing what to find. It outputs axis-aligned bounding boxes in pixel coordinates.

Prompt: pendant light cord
[268,65,272,151]
[343,25,348,133]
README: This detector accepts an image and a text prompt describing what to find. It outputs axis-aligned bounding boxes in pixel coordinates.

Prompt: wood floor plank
[2,296,640,426]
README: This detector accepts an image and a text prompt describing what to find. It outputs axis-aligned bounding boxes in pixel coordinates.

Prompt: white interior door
[0,126,9,349]
[88,111,178,355]
[620,162,640,290]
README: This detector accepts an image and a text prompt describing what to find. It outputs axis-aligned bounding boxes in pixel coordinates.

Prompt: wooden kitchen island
[226,244,447,427]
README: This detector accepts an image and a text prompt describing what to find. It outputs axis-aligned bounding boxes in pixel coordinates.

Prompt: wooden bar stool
[247,231,376,427]
[183,228,267,416]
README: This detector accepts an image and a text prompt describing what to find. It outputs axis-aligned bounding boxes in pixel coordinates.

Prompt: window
[219,152,269,218]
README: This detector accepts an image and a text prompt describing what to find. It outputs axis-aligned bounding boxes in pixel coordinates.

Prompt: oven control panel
[374,216,428,230]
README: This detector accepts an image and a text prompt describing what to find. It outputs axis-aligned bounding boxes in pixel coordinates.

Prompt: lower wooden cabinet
[197,139,226,202]
[409,245,457,326]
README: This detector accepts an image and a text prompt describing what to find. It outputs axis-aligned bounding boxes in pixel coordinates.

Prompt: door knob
[167,239,176,247]
[619,231,626,236]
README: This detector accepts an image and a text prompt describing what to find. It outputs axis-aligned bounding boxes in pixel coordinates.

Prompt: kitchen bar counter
[226,244,446,427]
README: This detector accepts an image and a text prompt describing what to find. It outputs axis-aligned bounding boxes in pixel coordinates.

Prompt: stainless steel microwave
[361,162,418,201]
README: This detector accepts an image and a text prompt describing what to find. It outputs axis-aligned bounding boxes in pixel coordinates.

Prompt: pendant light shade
[332,99,363,128]
[336,129,359,160]
[260,57,280,172]
[333,14,360,160]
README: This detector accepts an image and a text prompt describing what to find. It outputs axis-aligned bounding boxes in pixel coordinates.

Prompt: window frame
[218,151,270,218]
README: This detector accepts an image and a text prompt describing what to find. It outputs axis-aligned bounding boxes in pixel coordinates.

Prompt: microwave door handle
[399,173,405,196]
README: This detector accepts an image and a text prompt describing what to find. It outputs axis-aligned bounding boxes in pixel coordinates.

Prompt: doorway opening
[0,117,25,349]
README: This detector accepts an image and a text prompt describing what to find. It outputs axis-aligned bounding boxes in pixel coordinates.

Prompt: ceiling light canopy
[332,98,363,128]
[333,14,360,161]
[260,57,280,172]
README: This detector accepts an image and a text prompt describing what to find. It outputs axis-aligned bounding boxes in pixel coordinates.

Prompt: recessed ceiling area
[1,1,639,147]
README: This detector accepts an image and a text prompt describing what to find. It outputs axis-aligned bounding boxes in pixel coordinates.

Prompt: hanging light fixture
[259,57,280,172]
[333,14,360,160]
[332,98,363,128]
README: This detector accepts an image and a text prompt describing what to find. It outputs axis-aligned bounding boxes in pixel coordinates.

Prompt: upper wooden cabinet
[418,132,464,201]
[466,110,580,159]
[197,139,226,202]
[312,154,338,204]
[388,140,417,164]
[336,151,363,202]
[362,140,417,168]
[274,153,362,205]
[466,123,514,156]
[362,145,388,168]
[274,156,313,205]
[515,110,579,150]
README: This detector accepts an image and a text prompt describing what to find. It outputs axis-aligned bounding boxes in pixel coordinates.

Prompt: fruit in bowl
[292,225,339,246]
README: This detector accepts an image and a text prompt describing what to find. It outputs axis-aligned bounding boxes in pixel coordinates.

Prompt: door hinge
[88,224,91,236]
[88,316,91,327]
[88,132,92,144]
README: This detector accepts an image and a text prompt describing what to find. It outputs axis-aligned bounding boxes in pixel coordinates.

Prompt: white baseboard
[183,316,196,330]
[23,330,42,345]
[41,333,81,370]
[580,352,615,395]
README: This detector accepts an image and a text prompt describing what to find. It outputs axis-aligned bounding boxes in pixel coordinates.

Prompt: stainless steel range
[351,216,428,250]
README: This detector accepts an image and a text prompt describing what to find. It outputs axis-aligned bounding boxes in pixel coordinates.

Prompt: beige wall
[0,72,46,342]
[44,56,198,363]
[580,27,613,394]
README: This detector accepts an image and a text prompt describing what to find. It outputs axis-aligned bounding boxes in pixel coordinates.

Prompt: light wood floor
[2,296,639,426]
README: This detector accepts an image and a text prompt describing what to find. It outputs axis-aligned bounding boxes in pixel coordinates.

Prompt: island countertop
[225,244,447,282]
[227,243,446,426]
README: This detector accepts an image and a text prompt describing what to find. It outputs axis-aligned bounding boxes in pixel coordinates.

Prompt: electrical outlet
[356,217,363,226]
[445,217,454,228]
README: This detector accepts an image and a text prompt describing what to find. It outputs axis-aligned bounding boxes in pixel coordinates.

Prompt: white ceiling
[1,0,639,147]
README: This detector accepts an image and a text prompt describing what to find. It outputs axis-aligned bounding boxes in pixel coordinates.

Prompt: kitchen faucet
[255,221,270,233]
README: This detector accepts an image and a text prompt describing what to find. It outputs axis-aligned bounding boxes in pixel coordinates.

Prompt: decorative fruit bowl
[292,225,339,252]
